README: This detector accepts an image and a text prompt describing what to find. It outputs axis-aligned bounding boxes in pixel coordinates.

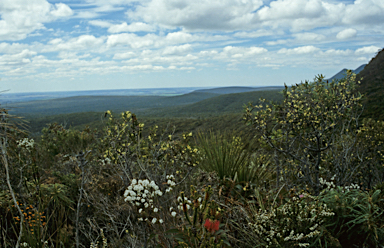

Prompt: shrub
[245,192,338,248]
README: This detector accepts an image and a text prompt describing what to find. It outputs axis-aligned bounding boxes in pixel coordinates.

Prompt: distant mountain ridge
[194,86,284,95]
[326,64,367,82]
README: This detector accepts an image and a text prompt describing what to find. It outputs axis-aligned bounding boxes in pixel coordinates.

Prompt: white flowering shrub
[17,138,35,151]
[248,193,336,248]
[124,175,176,224]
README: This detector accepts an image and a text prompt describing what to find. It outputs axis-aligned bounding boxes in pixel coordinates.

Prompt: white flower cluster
[176,195,203,212]
[17,138,34,151]
[165,175,176,193]
[177,196,192,210]
[124,178,164,224]
[320,177,361,192]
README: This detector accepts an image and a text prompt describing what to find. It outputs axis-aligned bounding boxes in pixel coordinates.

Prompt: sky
[0,0,383,93]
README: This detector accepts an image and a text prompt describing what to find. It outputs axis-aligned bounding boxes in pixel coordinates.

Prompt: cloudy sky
[0,0,383,93]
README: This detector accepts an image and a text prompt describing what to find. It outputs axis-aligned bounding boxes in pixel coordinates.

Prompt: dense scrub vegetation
[1,72,384,248]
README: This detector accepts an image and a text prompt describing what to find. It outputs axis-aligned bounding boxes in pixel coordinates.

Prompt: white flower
[139,208,143,213]
[171,211,177,217]
[144,203,149,208]
[138,218,143,221]
[159,219,164,224]
[153,208,158,213]
[132,179,137,185]
[141,199,145,203]
[152,218,157,224]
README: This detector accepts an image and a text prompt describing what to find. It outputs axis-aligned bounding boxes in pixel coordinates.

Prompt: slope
[357,48,384,120]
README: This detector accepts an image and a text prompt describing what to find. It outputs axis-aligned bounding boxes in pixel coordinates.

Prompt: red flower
[204,219,220,234]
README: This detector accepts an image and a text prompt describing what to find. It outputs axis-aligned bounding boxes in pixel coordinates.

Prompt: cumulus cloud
[355,45,380,55]
[113,51,136,59]
[44,35,105,52]
[162,44,193,55]
[342,0,384,25]
[127,0,263,31]
[107,22,155,33]
[336,28,357,40]
[278,46,320,54]
[106,33,156,48]
[0,49,37,64]
[50,3,74,18]
[106,31,226,48]
[0,0,73,41]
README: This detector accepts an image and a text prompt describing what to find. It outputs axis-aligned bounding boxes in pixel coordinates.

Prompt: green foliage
[355,118,384,188]
[166,186,230,247]
[245,72,364,194]
[197,131,254,183]
[320,186,384,247]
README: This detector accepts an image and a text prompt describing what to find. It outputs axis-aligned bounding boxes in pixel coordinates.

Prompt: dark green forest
[1,50,384,248]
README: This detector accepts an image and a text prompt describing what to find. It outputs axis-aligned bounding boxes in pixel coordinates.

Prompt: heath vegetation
[1,71,384,247]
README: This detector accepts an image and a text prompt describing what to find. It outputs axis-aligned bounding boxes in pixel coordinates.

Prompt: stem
[1,112,23,248]
[75,151,87,248]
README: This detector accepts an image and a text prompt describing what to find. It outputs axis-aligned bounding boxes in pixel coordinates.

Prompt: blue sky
[0,0,383,93]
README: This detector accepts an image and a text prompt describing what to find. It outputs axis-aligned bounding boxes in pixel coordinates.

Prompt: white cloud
[107,22,155,33]
[0,42,30,54]
[0,49,37,64]
[50,3,74,18]
[106,33,156,48]
[0,0,73,41]
[336,28,357,40]
[162,44,193,55]
[342,0,384,25]
[44,35,105,52]
[323,49,352,56]
[355,46,380,55]
[128,0,263,31]
[223,46,267,56]
[257,0,325,20]
[113,51,136,59]
[294,32,326,42]
[265,40,288,46]
[106,31,227,49]
[233,30,275,38]
[278,46,320,54]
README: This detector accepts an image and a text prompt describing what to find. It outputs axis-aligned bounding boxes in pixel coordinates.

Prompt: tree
[245,72,363,195]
